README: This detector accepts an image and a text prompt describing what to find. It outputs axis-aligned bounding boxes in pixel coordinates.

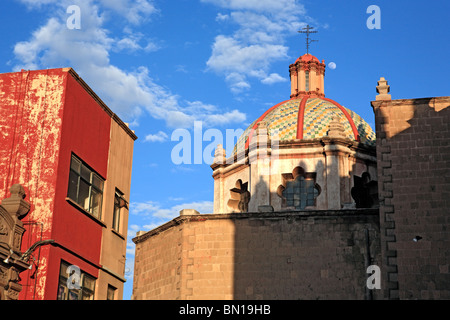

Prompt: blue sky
[1,0,449,300]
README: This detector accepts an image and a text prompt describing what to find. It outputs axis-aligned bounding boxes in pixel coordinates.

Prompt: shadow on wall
[373,96,450,300]
[232,159,381,300]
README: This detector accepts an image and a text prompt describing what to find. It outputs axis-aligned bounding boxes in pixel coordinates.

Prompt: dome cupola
[290,53,326,99]
[211,51,378,214]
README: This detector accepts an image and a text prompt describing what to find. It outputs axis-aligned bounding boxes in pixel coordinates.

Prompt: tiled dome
[234,96,376,155]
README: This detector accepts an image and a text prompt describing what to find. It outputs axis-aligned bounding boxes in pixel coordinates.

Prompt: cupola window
[277,166,321,210]
[305,71,310,92]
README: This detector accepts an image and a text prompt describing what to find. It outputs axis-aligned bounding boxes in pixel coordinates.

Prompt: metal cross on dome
[298,25,318,54]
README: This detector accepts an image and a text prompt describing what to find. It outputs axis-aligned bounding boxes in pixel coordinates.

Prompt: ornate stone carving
[228,180,251,213]
[0,184,31,300]
[1,184,30,221]
[327,117,346,138]
[0,222,8,236]
[375,77,391,101]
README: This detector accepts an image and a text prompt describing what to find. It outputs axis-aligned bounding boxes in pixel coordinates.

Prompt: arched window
[228,180,250,213]
[282,176,318,209]
[277,166,321,210]
[351,172,379,208]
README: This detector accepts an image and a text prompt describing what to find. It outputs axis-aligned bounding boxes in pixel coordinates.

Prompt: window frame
[282,176,318,209]
[57,261,96,301]
[67,154,105,220]
[112,189,127,233]
[107,284,117,300]
[305,70,310,91]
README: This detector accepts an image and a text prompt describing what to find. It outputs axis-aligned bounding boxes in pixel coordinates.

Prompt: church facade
[132,52,450,300]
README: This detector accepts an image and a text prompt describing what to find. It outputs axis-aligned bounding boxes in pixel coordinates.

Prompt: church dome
[233,96,376,156]
[295,53,320,64]
[231,52,376,157]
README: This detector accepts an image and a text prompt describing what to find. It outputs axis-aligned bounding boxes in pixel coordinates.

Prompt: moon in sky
[328,62,337,70]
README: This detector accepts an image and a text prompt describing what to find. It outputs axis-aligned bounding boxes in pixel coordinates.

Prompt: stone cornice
[132,208,379,244]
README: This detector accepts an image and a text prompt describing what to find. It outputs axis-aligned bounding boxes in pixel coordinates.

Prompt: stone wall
[132,209,380,300]
[132,222,184,300]
[372,95,450,299]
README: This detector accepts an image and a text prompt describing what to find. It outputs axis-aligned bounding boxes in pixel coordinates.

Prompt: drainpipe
[364,228,373,300]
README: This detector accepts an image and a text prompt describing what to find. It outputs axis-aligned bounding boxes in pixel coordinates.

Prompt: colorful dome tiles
[232,96,376,156]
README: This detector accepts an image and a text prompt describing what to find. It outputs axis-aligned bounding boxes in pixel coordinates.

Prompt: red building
[0,68,137,300]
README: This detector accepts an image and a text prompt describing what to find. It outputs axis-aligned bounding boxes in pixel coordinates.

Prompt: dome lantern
[290,54,326,99]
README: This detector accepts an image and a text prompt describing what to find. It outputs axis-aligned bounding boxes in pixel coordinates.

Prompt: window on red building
[57,261,96,300]
[68,154,104,219]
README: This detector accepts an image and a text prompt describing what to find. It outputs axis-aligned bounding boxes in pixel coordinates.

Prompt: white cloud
[144,131,169,142]
[203,0,309,93]
[12,0,246,128]
[202,0,302,13]
[98,0,158,25]
[17,0,58,8]
[216,13,229,22]
[130,200,214,220]
[261,73,287,85]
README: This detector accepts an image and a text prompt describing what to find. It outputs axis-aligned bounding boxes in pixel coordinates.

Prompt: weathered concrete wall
[372,96,450,299]
[98,117,136,300]
[0,69,67,300]
[132,209,381,300]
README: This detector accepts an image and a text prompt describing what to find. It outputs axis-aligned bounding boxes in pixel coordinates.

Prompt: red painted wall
[0,68,112,300]
[0,69,66,299]
[44,71,111,299]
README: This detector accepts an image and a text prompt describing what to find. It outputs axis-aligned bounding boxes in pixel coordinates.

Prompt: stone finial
[255,120,270,146]
[256,120,268,133]
[376,77,391,101]
[1,184,30,221]
[179,209,200,216]
[213,144,226,165]
[327,117,346,138]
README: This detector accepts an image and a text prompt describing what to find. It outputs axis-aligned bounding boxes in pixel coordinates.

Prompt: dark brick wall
[372,96,450,299]
[133,209,381,300]
[232,210,381,300]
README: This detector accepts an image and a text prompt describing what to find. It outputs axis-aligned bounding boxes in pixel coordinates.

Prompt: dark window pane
[82,291,94,300]
[67,171,79,201]
[68,290,80,300]
[83,275,96,291]
[78,179,90,211]
[92,174,104,190]
[90,188,102,219]
[70,156,81,173]
[57,284,67,300]
[80,164,91,182]
[113,199,120,232]
[107,285,116,300]
[60,262,69,277]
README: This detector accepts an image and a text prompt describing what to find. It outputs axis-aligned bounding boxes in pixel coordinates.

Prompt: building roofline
[64,67,138,141]
[371,96,450,108]
[132,208,379,244]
